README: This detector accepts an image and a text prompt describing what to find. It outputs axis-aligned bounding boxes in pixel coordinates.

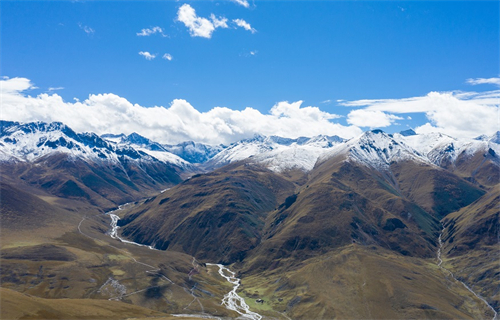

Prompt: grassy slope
[0,287,170,320]
[442,185,500,311]
[120,162,296,264]
[0,180,240,319]
[238,245,490,319]
[1,153,182,210]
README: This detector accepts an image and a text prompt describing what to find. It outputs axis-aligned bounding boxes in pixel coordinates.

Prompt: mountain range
[1,119,499,319]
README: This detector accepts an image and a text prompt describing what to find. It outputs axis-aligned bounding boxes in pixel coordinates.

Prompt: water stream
[437,226,497,320]
[206,263,263,320]
[104,206,263,320]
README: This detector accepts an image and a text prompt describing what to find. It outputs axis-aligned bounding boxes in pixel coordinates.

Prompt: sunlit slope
[239,245,492,319]
[442,185,500,311]
[120,162,296,263]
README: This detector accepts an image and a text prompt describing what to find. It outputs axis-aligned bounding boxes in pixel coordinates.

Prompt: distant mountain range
[1,119,499,319]
[2,120,498,176]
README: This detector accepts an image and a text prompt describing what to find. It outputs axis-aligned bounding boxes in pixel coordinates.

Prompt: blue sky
[1,1,499,144]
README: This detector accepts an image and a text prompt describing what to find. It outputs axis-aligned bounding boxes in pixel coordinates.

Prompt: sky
[1,0,499,144]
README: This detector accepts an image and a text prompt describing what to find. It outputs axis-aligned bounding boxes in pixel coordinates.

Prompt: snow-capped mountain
[0,121,178,167]
[395,131,500,168]
[207,134,346,172]
[102,132,224,167]
[2,120,498,176]
[319,129,428,170]
[101,132,192,168]
[0,121,186,208]
[163,141,225,164]
[318,129,500,172]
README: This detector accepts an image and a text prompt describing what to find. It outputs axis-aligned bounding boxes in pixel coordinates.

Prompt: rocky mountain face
[1,119,499,319]
[0,121,184,209]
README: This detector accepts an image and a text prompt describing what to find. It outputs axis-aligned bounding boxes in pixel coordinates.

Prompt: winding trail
[207,263,263,320]
[437,226,498,320]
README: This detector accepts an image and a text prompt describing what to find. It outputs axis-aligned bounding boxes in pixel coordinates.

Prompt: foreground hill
[120,162,296,263]
[441,185,500,311]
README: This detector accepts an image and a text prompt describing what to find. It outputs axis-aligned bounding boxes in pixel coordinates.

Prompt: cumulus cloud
[341,90,500,138]
[162,53,173,61]
[230,0,250,8]
[210,14,229,29]
[176,4,216,38]
[233,19,256,33]
[466,77,500,87]
[347,110,402,128]
[1,77,34,93]
[0,77,362,144]
[176,4,254,38]
[139,51,156,60]
[137,26,167,37]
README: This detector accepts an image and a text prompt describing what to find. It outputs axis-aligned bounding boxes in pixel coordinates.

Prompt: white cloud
[176,4,216,38]
[210,14,229,29]
[162,53,173,61]
[0,77,34,94]
[139,51,156,60]
[230,0,250,8]
[466,77,500,87]
[78,23,94,35]
[233,19,256,33]
[0,77,362,144]
[176,4,254,39]
[347,110,402,128]
[137,26,167,37]
[341,90,500,138]
[250,50,257,56]
[48,87,64,91]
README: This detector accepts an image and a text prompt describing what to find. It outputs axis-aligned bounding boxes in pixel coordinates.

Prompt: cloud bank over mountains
[2,77,498,144]
[1,77,361,144]
[342,90,500,139]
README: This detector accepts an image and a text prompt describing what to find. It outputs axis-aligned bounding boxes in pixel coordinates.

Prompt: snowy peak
[0,121,188,169]
[208,134,346,172]
[2,120,498,174]
[489,131,500,145]
[101,132,222,166]
[399,131,498,167]
[102,132,191,168]
[163,141,225,164]
[336,129,425,169]
[399,129,417,137]
[0,121,117,162]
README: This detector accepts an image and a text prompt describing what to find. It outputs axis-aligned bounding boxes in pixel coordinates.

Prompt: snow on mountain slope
[3,120,498,175]
[0,121,186,169]
[102,132,192,168]
[395,131,499,167]
[0,121,120,163]
[319,130,429,170]
[162,141,225,164]
[208,134,345,172]
[102,132,222,167]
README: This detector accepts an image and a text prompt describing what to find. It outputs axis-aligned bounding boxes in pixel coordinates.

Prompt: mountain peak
[399,129,417,136]
[489,131,500,144]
